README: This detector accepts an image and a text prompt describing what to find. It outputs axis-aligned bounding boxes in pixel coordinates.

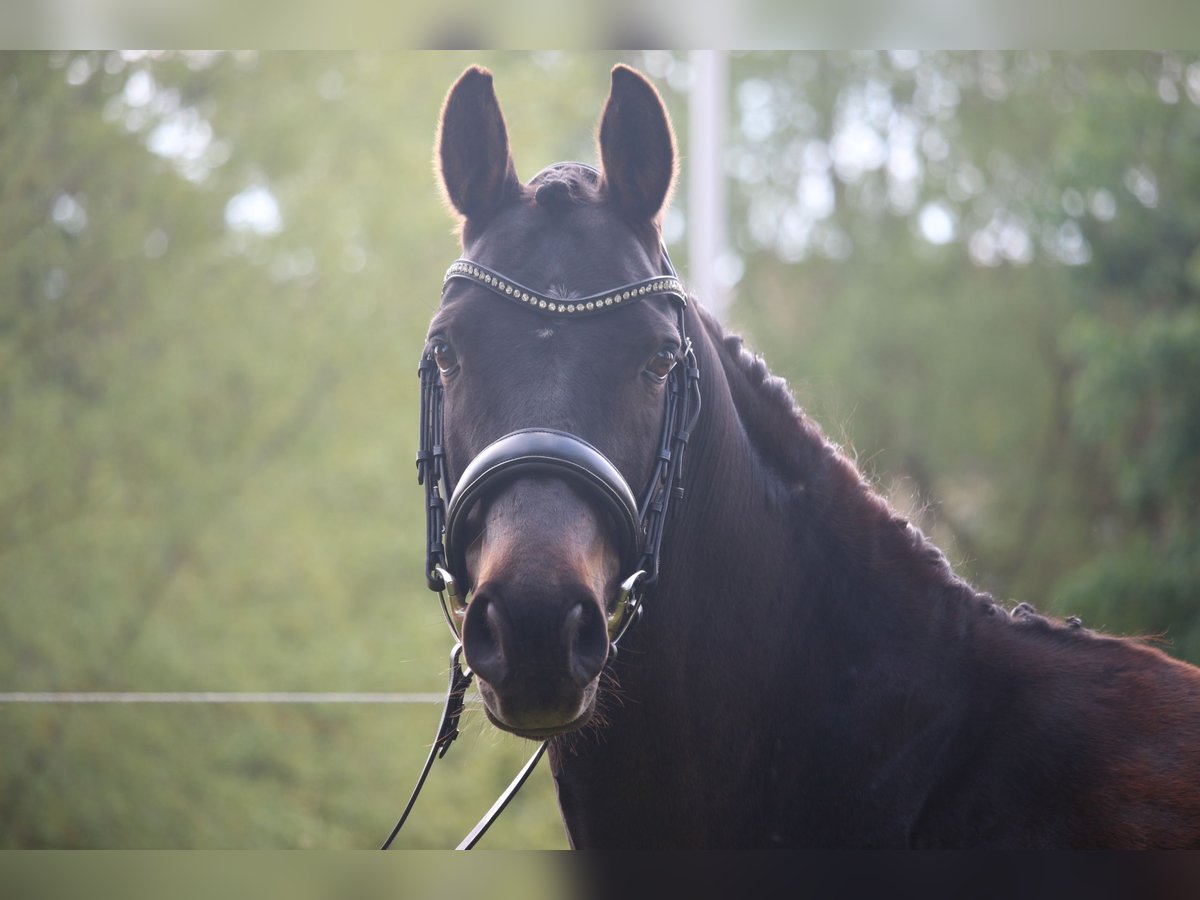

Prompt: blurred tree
[0,50,623,848]
[674,51,1200,660]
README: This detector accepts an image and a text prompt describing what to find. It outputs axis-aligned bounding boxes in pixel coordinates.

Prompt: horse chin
[477,681,600,739]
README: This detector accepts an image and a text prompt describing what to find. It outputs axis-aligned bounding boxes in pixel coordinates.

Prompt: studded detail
[443,258,686,317]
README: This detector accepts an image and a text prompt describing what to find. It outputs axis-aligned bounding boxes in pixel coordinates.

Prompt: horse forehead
[458,322,635,441]
[466,203,655,288]
[459,303,650,412]
[478,305,636,370]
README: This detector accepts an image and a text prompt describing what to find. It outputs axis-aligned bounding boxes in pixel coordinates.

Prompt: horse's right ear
[598,65,676,224]
[436,67,520,221]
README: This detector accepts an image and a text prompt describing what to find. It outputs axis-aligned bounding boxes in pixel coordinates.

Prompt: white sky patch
[918,201,957,245]
[44,268,68,300]
[804,140,831,172]
[999,221,1032,263]
[51,192,87,235]
[738,79,776,143]
[715,251,745,288]
[798,172,835,220]
[1046,219,1092,266]
[831,121,886,183]
[66,54,94,86]
[969,229,1000,267]
[662,207,685,246]
[123,69,156,107]
[969,212,1034,266]
[1188,63,1200,105]
[1090,188,1117,221]
[107,66,225,183]
[225,186,282,236]
[1061,187,1086,218]
[1158,77,1179,105]
[887,142,921,184]
[1124,166,1158,208]
[147,107,212,164]
[920,127,950,162]
[777,207,813,262]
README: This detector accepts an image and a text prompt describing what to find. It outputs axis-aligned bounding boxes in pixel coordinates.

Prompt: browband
[444,259,686,317]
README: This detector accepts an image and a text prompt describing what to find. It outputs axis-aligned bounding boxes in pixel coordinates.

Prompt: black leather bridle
[383,165,702,850]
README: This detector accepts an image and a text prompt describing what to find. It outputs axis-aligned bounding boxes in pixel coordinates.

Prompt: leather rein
[382,211,700,850]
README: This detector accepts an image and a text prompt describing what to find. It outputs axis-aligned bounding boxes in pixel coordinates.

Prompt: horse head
[428,65,688,739]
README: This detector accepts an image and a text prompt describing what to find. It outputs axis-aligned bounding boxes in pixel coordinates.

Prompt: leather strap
[443,428,643,582]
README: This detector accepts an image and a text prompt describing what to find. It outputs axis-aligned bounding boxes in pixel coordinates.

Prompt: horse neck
[552,305,989,846]
[659,304,985,687]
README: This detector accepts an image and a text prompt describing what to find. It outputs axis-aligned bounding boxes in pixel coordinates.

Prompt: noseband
[444,428,643,590]
[385,163,702,850]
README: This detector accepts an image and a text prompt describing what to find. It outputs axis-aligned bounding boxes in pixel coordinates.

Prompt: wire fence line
[0,692,453,704]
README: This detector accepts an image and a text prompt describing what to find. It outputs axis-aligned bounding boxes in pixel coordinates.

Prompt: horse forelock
[529,163,600,212]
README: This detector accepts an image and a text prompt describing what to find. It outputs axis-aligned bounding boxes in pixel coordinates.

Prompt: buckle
[433,564,468,640]
[608,569,646,643]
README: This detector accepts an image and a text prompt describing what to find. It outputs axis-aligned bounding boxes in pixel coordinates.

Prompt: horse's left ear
[598,65,677,224]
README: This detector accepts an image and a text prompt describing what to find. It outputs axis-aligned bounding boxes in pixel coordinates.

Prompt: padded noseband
[443,429,642,584]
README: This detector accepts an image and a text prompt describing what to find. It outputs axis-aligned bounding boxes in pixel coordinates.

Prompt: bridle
[382,164,702,850]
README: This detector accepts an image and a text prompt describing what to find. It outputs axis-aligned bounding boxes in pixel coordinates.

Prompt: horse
[419,63,1200,848]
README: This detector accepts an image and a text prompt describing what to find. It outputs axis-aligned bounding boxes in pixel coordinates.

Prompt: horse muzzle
[464,575,609,737]
[441,429,643,735]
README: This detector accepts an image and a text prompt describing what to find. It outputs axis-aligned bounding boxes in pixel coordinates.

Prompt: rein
[383,186,701,849]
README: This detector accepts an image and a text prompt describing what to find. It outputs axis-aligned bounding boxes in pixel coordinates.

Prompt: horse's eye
[645,349,677,382]
[431,340,459,374]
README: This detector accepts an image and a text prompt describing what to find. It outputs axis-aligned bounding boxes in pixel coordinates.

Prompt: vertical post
[688,50,729,318]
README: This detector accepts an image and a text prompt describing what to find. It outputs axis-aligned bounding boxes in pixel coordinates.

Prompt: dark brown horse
[423,63,1200,848]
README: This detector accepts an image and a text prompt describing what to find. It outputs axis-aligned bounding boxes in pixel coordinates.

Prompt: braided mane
[704,308,976,598]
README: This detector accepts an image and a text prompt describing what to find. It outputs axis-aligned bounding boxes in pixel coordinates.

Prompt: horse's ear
[598,65,677,223]
[436,66,520,221]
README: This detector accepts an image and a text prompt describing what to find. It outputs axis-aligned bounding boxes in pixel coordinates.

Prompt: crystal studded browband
[443,259,687,316]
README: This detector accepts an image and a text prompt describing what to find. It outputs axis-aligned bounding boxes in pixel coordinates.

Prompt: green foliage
[0,50,617,849]
[708,51,1200,652]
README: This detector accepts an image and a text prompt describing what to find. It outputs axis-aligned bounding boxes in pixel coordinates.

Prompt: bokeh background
[2,51,1198,848]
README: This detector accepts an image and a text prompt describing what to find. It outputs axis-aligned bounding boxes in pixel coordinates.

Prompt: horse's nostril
[463,595,508,687]
[563,601,609,688]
